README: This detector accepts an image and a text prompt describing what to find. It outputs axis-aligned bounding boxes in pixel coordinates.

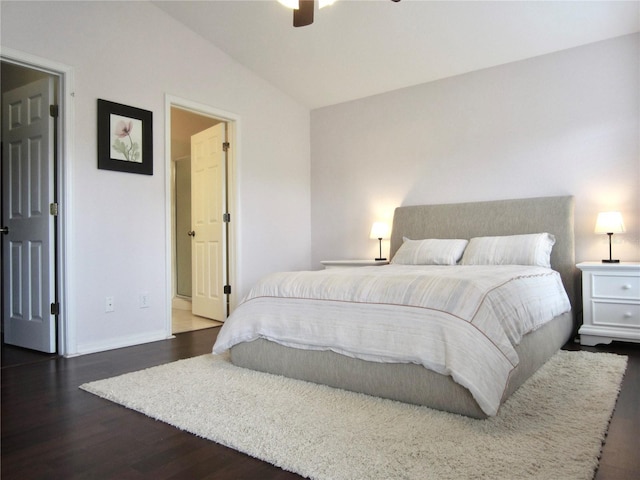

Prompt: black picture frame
[97,99,153,175]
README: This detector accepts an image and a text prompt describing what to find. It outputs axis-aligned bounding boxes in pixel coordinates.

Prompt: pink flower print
[114,120,133,138]
[112,119,140,162]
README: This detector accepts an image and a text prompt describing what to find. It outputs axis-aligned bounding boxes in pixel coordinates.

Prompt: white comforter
[213,265,570,416]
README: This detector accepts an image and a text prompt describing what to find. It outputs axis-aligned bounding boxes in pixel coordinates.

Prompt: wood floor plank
[1,328,638,479]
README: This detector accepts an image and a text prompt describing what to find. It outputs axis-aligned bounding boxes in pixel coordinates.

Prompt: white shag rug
[80,350,627,480]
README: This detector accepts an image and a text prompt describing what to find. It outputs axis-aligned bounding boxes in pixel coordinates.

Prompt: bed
[213,196,576,418]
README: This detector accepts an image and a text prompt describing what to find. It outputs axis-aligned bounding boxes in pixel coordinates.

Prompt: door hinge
[223,285,231,295]
[51,302,60,315]
[50,105,59,118]
[223,212,231,223]
[222,142,230,152]
[50,203,59,216]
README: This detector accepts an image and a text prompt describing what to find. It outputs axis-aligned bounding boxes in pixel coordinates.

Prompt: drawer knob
[624,312,633,318]
[622,284,632,290]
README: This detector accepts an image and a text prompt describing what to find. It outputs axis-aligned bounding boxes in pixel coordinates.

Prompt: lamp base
[375,257,387,261]
[602,259,620,263]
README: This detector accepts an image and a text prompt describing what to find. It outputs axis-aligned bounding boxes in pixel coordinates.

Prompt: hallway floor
[172,308,223,334]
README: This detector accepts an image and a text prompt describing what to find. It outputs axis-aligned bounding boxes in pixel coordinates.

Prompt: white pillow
[460,233,556,268]
[391,237,469,265]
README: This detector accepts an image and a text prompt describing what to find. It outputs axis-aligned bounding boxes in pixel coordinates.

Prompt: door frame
[1,48,75,356]
[164,95,239,335]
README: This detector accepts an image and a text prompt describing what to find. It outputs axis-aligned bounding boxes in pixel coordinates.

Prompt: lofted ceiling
[154,0,640,109]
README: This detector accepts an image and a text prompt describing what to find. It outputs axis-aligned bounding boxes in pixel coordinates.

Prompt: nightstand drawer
[592,301,640,328]
[592,275,640,300]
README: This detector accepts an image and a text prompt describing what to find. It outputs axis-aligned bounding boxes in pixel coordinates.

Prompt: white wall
[1,1,311,355]
[2,2,637,356]
[311,34,640,266]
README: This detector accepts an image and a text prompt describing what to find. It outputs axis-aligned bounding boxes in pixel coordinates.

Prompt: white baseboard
[71,330,172,357]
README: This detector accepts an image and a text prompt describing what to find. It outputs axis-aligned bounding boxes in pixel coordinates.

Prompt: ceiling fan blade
[293,0,314,27]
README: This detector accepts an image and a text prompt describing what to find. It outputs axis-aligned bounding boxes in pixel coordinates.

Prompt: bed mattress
[214,264,571,416]
[230,311,573,418]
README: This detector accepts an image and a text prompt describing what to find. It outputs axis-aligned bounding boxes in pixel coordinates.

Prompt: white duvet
[213,265,570,416]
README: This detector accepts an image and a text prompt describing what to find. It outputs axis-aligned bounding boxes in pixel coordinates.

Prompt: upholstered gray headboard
[390,196,577,311]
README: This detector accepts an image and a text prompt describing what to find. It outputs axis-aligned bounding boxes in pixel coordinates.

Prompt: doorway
[169,103,236,334]
[1,60,64,356]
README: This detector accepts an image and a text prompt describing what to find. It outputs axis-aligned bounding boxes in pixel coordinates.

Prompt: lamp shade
[594,212,626,234]
[278,0,337,8]
[277,0,299,9]
[370,222,390,239]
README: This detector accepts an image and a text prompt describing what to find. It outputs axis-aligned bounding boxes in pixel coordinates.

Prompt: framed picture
[97,99,153,175]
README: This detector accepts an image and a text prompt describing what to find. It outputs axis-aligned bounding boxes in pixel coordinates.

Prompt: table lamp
[370,222,390,261]
[594,211,625,263]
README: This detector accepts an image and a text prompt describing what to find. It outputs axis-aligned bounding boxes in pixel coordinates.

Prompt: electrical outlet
[105,296,115,313]
[139,293,150,309]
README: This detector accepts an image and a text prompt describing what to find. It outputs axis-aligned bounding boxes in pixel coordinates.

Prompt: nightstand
[320,259,389,269]
[577,262,640,346]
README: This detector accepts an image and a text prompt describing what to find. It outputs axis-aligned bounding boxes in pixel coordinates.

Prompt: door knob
[187,230,196,237]
[0,226,8,235]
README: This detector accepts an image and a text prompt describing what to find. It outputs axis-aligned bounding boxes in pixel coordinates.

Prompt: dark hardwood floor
[2,328,638,479]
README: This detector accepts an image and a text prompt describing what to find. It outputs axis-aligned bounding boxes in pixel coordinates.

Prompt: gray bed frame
[231,196,576,418]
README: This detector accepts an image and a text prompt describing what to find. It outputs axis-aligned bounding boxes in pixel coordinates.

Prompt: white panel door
[2,77,56,353]
[191,123,226,321]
